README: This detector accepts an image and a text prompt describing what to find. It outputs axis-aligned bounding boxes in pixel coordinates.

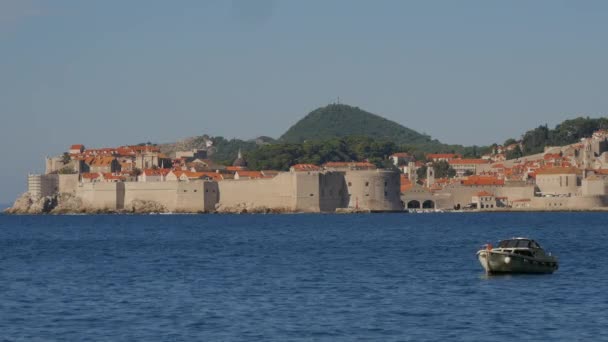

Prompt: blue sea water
[1,212,607,341]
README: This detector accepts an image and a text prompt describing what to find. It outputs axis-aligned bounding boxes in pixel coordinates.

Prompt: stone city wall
[77,182,123,210]
[218,172,298,211]
[530,195,608,210]
[58,174,79,194]
[76,181,217,212]
[345,170,402,211]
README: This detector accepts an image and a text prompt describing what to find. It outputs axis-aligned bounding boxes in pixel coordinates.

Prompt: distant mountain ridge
[279,104,436,146]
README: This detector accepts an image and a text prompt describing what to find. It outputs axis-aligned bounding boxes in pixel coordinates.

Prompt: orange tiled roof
[291,164,321,171]
[225,166,247,171]
[461,175,505,186]
[142,169,170,176]
[85,156,116,166]
[400,174,413,192]
[195,172,223,181]
[171,170,221,181]
[236,171,264,179]
[476,191,494,197]
[102,173,125,181]
[81,173,100,179]
[390,152,411,158]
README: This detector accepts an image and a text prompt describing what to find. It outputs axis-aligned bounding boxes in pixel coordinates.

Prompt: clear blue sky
[1,0,607,204]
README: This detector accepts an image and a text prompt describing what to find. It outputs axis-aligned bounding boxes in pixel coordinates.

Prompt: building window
[194,189,197,192]
[310,193,314,197]
[184,190,187,192]
[348,182,352,187]
[365,182,369,187]
[384,181,387,187]
[384,191,388,197]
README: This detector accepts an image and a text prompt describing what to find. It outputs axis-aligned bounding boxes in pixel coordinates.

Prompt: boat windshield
[498,240,520,248]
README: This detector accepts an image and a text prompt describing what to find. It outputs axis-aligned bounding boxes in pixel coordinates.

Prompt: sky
[1,0,607,203]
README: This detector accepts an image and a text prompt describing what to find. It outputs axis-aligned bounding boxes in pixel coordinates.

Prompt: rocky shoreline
[3,192,294,215]
[5,192,608,215]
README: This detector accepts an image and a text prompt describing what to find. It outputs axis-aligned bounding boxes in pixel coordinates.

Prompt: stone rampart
[345,170,402,211]
[218,172,298,211]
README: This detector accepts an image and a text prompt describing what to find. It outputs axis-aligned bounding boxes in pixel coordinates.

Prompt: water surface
[1,213,607,341]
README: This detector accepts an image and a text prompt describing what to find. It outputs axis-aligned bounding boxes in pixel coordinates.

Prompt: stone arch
[407,200,421,209]
[422,200,435,209]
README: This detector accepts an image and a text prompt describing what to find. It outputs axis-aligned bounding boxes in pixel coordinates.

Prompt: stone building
[535,167,581,196]
[472,191,496,210]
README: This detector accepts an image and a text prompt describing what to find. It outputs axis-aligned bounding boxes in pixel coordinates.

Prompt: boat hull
[477,250,558,274]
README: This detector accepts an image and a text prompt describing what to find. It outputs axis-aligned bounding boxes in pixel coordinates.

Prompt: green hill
[279,104,436,146]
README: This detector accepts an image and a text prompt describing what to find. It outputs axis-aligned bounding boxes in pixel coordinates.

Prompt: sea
[1,212,607,341]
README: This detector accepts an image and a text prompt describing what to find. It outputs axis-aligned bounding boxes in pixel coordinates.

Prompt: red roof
[390,152,411,158]
[291,164,321,171]
[400,174,413,192]
[236,171,264,179]
[476,191,494,197]
[81,173,100,179]
[196,172,223,181]
[225,166,247,172]
[102,173,125,181]
[461,175,505,186]
[70,144,84,150]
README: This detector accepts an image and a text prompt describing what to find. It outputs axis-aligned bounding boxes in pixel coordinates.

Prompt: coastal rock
[125,199,167,214]
[4,192,55,214]
[214,202,292,214]
[50,193,89,214]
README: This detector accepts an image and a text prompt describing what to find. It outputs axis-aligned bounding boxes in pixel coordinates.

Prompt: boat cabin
[497,238,541,249]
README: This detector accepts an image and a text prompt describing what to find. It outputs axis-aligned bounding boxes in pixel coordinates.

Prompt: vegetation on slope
[279,104,436,146]
[245,136,399,171]
[505,117,608,158]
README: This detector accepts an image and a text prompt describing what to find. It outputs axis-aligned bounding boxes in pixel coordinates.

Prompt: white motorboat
[477,237,558,274]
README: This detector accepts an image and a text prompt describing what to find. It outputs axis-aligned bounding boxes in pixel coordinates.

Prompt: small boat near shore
[477,237,558,274]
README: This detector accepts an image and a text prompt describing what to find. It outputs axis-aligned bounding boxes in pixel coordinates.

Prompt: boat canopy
[497,238,541,249]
